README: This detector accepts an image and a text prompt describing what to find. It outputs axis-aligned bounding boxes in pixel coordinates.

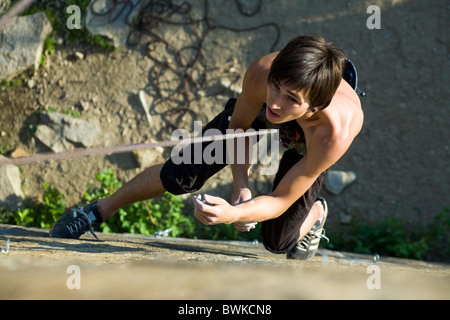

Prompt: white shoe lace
[297,228,329,252]
[66,206,99,240]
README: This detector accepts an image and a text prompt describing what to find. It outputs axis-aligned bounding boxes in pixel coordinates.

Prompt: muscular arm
[193,57,362,227]
[233,135,345,223]
[227,56,273,201]
[194,126,348,225]
[229,85,363,223]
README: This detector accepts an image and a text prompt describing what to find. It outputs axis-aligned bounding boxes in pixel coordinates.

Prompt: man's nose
[270,93,282,109]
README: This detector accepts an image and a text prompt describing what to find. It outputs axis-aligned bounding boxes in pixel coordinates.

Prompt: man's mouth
[267,106,280,118]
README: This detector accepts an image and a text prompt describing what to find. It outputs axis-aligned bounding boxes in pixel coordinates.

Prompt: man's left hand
[192,194,237,226]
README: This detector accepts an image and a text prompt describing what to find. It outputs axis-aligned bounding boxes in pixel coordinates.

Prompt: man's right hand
[231,186,258,232]
[231,186,252,206]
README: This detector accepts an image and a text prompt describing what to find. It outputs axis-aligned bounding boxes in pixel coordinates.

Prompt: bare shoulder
[248,52,279,73]
[230,53,278,130]
[304,81,364,174]
[241,52,279,102]
[332,80,364,140]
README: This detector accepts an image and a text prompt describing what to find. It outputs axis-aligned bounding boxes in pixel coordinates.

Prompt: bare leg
[97,163,166,221]
[298,200,325,241]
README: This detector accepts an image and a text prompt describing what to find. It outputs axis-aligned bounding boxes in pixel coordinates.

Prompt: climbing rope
[0,0,282,167]
[91,0,281,131]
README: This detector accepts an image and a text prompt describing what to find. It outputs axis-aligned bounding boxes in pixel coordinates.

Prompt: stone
[0,155,24,211]
[35,124,68,153]
[236,0,263,16]
[34,112,102,153]
[339,213,353,224]
[220,78,242,95]
[74,51,84,60]
[80,100,90,111]
[138,90,153,126]
[323,170,357,195]
[85,0,143,48]
[0,12,52,81]
[10,147,28,159]
[27,79,36,89]
[133,144,164,168]
[59,118,101,148]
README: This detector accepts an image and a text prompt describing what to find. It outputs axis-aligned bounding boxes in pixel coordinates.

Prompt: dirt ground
[0,0,448,245]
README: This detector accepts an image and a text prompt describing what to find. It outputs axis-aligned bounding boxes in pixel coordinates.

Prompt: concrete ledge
[0,224,449,299]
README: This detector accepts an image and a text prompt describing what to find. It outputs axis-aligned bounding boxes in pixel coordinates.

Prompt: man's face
[266,80,312,124]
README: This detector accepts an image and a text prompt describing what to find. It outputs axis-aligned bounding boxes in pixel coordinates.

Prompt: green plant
[425,207,450,262]
[65,0,116,51]
[0,73,26,88]
[0,143,11,156]
[15,208,35,226]
[39,35,57,67]
[4,165,448,262]
[39,181,67,227]
[0,209,15,224]
[325,210,450,262]
[12,182,66,228]
[358,215,428,259]
[0,1,12,15]
[45,106,81,118]
[17,0,116,52]
[83,169,194,237]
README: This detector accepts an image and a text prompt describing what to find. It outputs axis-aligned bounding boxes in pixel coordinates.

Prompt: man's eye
[272,81,280,88]
[289,96,298,103]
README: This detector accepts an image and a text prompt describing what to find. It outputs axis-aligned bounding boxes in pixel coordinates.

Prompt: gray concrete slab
[0,224,448,299]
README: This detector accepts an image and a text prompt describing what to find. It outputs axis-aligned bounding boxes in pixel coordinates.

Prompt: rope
[0,1,282,167]
[91,0,281,131]
[0,0,37,31]
[0,129,278,167]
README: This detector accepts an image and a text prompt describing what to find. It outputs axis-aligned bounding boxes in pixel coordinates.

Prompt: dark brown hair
[268,34,346,110]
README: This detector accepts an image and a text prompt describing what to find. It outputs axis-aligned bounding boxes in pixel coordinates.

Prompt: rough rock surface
[0,0,447,231]
[34,112,103,153]
[0,157,24,211]
[324,170,357,195]
[85,0,143,47]
[0,12,52,81]
[0,224,448,300]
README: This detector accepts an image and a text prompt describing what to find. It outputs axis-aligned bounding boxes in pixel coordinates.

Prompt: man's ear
[311,105,326,113]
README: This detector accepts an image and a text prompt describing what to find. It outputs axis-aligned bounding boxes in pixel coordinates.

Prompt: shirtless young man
[50,34,364,260]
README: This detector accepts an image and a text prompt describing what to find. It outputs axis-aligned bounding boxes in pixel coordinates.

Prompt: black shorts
[160,98,326,253]
[261,150,326,253]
